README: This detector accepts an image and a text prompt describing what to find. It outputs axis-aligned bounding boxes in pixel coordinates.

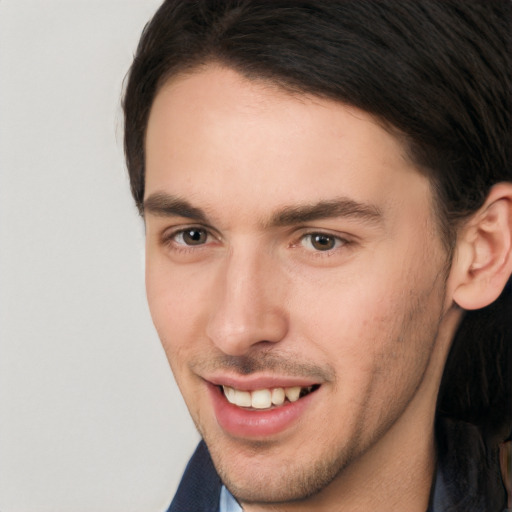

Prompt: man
[123,1,511,510]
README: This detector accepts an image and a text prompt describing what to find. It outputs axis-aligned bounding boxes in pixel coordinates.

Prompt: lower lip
[207,383,317,438]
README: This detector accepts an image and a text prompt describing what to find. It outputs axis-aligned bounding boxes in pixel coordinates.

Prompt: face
[144,66,453,508]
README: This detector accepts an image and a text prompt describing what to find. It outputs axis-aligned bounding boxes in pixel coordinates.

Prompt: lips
[206,377,321,438]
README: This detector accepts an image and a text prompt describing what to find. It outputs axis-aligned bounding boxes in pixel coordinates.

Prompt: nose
[205,246,288,356]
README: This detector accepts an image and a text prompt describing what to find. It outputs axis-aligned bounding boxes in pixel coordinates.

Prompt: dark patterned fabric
[168,441,222,512]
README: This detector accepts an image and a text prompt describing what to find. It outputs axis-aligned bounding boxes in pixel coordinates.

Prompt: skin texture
[143,66,465,511]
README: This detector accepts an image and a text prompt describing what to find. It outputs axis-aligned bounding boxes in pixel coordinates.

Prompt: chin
[206,436,353,506]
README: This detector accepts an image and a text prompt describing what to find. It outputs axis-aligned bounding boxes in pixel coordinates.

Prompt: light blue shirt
[219,485,243,512]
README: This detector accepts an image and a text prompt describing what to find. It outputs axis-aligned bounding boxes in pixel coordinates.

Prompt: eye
[301,233,343,252]
[173,228,209,246]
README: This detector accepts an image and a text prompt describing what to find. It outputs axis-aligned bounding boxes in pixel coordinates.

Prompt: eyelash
[297,232,349,253]
[161,226,351,256]
[161,226,217,253]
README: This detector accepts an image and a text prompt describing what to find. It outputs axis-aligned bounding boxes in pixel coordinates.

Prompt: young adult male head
[123,1,511,510]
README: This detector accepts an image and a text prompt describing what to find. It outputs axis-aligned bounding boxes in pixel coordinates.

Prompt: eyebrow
[143,192,208,222]
[143,192,382,227]
[268,198,382,227]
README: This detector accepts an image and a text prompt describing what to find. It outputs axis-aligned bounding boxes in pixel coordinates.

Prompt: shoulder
[167,441,223,512]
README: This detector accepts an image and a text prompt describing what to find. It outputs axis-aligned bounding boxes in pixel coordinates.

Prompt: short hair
[123,0,511,440]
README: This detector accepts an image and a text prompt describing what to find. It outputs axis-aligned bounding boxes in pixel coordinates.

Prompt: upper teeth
[222,385,312,409]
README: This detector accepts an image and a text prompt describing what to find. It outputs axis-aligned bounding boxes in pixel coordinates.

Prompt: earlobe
[452,183,512,310]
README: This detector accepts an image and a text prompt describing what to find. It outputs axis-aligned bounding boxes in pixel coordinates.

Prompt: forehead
[144,66,433,227]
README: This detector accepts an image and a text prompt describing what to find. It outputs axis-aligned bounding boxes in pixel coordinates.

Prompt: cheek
[145,261,215,416]
[145,257,212,357]
[289,265,442,392]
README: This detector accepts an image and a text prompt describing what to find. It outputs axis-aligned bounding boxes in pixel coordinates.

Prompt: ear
[452,183,512,310]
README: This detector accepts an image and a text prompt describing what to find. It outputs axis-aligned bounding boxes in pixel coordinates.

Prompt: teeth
[251,389,272,409]
[285,386,301,402]
[222,384,314,409]
[235,390,252,407]
[271,387,285,406]
[224,386,236,403]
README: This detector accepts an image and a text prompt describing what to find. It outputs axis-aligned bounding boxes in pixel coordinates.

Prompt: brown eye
[178,228,208,246]
[311,234,335,251]
[301,233,341,251]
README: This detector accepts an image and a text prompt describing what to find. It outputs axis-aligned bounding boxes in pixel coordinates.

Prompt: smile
[221,384,319,409]
[207,379,322,438]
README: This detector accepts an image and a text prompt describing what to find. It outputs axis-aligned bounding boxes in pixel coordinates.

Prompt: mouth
[206,375,323,438]
[220,384,320,410]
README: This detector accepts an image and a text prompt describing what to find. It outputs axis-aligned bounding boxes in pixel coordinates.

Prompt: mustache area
[190,352,335,383]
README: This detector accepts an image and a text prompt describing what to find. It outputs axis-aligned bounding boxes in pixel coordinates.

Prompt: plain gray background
[0,1,199,510]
